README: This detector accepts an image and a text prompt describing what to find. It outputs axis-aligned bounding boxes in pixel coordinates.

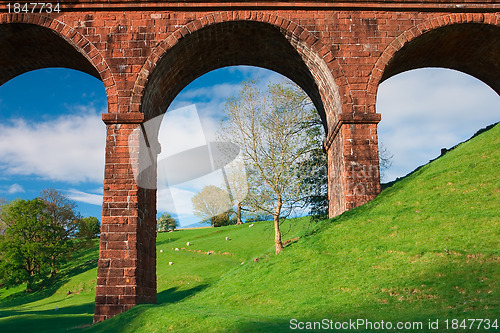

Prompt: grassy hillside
[0,244,98,332]
[0,123,499,332]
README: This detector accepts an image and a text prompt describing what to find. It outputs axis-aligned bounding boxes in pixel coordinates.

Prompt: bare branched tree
[378,142,393,181]
[219,80,318,253]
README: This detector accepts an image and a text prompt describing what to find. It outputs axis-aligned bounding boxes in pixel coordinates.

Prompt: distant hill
[178,221,208,229]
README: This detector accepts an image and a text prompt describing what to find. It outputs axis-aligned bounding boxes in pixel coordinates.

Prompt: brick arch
[132,12,347,133]
[367,13,500,107]
[0,13,117,112]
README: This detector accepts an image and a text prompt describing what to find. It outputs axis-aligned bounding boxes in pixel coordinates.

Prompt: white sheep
[186,242,190,246]
[169,262,174,266]
[175,248,179,251]
[249,224,254,227]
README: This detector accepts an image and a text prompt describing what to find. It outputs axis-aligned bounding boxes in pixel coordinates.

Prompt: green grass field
[0,123,499,332]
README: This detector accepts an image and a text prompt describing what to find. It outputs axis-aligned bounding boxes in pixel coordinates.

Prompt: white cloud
[158,187,194,216]
[66,188,103,206]
[0,106,106,184]
[8,184,24,194]
[5,183,25,194]
[158,105,208,158]
[377,68,499,182]
[178,83,242,102]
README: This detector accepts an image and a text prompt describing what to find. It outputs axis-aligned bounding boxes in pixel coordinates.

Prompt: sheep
[249,224,254,227]
[186,242,190,246]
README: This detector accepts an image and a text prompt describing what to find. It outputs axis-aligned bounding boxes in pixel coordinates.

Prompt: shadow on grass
[157,284,208,304]
[156,235,181,247]
[0,301,94,318]
[87,285,210,332]
[0,302,94,333]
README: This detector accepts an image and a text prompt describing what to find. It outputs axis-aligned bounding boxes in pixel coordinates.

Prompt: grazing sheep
[175,248,179,251]
[169,262,173,266]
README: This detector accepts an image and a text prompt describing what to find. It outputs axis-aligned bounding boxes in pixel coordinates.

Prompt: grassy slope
[1,123,499,332]
[90,123,499,332]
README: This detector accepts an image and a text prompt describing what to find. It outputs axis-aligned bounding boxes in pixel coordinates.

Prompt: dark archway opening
[381,23,500,95]
[0,23,100,86]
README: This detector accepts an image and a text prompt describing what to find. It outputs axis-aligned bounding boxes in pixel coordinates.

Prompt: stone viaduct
[0,0,498,323]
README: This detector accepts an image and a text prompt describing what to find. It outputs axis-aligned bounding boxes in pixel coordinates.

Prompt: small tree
[211,211,233,227]
[192,185,233,227]
[157,213,178,232]
[0,199,69,291]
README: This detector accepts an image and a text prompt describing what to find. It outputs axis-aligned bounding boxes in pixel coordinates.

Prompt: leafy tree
[39,189,80,275]
[298,107,328,220]
[157,213,178,232]
[78,216,101,240]
[219,80,318,253]
[0,199,69,292]
[192,185,233,227]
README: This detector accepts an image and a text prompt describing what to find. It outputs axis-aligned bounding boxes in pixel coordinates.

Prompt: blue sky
[0,66,498,227]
